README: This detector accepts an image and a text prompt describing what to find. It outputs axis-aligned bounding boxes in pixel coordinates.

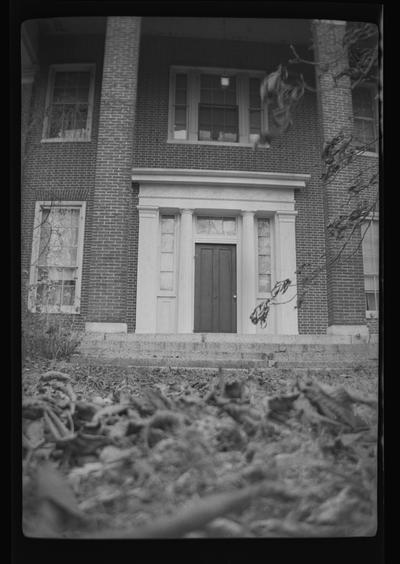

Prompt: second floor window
[352,85,378,154]
[361,219,379,316]
[169,67,267,145]
[42,64,96,142]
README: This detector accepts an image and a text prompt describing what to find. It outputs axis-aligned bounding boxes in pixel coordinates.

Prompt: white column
[241,211,257,334]
[274,210,298,334]
[135,206,159,333]
[177,209,194,333]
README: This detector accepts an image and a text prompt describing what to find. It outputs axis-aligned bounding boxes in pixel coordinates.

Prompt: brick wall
[21,32,106,330]
[132,34,329,333]
[22,24,375,335]
[86,17,141,326]
[312,20,369,329]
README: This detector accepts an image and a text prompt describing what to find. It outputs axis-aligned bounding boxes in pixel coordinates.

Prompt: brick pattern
[132,35,329,334]
[22,23,376,335]
[21,32,105,331]
[312,20,370,328]
[87,17,141,325]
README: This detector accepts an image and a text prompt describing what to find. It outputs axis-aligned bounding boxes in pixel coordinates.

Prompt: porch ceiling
[142,17,312,44]
[32,16,311,44]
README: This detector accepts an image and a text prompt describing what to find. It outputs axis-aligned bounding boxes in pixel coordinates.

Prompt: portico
[133,168,309,335]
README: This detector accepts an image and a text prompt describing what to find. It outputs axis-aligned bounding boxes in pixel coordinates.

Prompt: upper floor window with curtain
[169,66,267,145]
[42,64,96,142]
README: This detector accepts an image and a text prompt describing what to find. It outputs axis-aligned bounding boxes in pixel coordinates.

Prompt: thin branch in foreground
[83,482,300,539]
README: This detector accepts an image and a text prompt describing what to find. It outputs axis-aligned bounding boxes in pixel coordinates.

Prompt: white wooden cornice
[132,168,310,190]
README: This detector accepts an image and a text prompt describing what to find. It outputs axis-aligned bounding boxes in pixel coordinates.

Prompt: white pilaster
[274,211,298,334]
[241,211,257,334]
[177,209,194,333]
[135,206,159,333]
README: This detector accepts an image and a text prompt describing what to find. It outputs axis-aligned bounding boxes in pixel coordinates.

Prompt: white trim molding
[28,200,86,314]
[134,169,307,335]
[132,168,310,190]
[85,322,128,333]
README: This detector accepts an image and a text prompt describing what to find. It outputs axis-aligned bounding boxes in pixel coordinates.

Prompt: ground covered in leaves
[22,361,379,538]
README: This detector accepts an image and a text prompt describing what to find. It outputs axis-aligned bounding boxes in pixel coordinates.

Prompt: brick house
[21,17,379,340]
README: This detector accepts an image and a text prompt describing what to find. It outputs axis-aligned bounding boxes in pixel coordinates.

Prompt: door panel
[194,244,237,333]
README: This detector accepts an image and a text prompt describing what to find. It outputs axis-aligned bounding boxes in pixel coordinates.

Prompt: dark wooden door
[194,244,237,333]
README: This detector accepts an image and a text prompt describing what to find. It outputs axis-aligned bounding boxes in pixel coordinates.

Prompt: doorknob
[233,294,237,300]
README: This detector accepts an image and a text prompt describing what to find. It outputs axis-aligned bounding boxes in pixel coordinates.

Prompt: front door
[194,243,237,333]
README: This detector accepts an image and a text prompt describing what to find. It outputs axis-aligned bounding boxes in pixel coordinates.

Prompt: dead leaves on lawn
[22,368,378,538]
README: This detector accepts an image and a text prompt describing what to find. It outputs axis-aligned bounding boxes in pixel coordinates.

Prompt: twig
[85,483,299,539]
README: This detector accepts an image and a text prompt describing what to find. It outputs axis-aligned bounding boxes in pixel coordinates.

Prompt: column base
[85,322,128,333]
[326,324,369,341]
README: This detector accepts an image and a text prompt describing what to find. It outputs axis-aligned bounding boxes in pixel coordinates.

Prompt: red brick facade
[21,17,379,335]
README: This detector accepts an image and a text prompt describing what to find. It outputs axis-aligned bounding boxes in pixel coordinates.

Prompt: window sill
[366,311,379,319]
[41,137,92,144]
[167,139,270,149]
[29,307,80,314]
[354,150,379,158]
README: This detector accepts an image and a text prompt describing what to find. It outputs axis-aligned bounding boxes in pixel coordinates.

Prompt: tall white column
[177,209,194,333]
[135,206,159,333]
[274,210,298,334]
[241,211,257,334]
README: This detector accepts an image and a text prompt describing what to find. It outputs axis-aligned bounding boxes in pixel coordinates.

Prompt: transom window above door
[168,66,267,145]
[196,216,237,235]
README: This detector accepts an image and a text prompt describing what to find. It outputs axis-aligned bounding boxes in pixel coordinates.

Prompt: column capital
[137,205,159,217]
[180,208,194,215]
[241,210,255,217]
[275,210,298,222]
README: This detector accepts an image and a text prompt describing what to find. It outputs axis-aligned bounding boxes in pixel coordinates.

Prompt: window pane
[258,219,270,236]
[362,222,379,275]
[354,118,375,147]
[62,281,76,306]
[161,217,175,234]
[258,255,271,274]
[175,74,187,90]
[175,89,186,105]
[160,272,173,291]
[200,74,236,106]
[48,70,91,138]
[197,218,209,233]
[209,219,223,234]
[174,107,186,125]
[249,78,261,107]
[198,105,238,142]
[160,253,174,271]
[353,88,374,118]
[223,218,236,234]
[200,74,216,89]
[366,292,377,311]
[161,234,174,252]
[259,274,271,293]
[250,110,261,132]
[199,106,212,124]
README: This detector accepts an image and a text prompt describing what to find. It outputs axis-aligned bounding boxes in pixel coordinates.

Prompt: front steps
[77,333,379,371]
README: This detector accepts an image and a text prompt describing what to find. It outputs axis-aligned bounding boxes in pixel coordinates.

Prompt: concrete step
[77,334,379,370]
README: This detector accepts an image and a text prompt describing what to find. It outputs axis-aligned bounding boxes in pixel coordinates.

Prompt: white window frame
[361,215,379,318]
[255,215,274,300]
[42,63,96,143]
[168,66,268,147]
[28,201,86,314]
[352,83,379,157]
[157,213,178,298]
